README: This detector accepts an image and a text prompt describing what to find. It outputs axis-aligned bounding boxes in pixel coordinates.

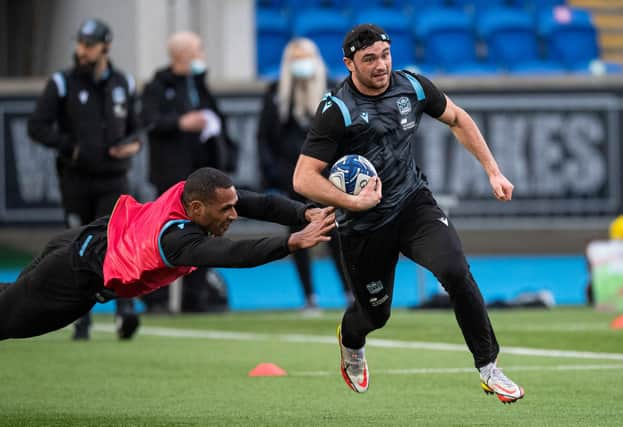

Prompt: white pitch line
[92,324,623,361]
[290,364,623,377]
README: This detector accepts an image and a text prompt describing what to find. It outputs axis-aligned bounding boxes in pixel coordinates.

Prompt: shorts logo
[396,96,411,115]
[370,294,389,307]
[366,280,383,295]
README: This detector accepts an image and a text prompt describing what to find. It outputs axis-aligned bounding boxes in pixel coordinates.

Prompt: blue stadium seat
[256,8,290,78]
[354,8,416,69]
[538,7,599,71]
[346,0,438,11]
[511,0,566,11]
[414,8,479,72]
[453,0,508,14]
[292,9,350,78]
[410,0,447,9]
[479,7,562,72]
[287,0,343,10]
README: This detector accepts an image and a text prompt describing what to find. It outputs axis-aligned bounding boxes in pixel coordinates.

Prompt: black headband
[342,24,391,58]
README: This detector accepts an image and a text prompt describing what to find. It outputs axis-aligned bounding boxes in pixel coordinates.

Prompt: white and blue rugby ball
[328,154,377,196]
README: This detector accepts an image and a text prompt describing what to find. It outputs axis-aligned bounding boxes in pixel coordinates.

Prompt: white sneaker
[337,324,369,393]
[480,363,525,404]
[300,304,322,318]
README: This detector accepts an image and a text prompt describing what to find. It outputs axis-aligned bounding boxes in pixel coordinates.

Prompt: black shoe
[116,313,139,340]
[72,314,91,340]
[72,323,90,341]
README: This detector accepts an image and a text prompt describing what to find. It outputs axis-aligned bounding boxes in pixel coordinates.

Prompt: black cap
[76,18,112,46]
[342,24,391,58]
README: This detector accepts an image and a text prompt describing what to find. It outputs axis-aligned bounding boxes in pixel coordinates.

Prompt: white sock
[479,362,496,377]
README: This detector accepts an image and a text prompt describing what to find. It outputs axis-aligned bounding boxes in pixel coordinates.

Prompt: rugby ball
[328,154,377,195]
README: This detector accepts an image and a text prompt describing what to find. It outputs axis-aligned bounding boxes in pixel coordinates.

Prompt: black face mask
[73,52,98,78]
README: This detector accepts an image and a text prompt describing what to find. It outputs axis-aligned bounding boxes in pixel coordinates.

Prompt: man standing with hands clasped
[28,18,141,340]
[293,24,524,404]
[141,31,239,312]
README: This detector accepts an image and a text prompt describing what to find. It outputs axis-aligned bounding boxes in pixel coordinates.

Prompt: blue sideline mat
[0,255,588,312]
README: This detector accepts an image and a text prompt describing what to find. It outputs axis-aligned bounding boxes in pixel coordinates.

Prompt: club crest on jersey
[396,96,411,115]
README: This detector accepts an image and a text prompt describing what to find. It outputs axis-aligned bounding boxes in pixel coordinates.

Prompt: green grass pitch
[1,307,622,426]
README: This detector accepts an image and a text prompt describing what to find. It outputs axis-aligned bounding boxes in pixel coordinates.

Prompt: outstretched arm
[436,95,514,201]
[235,189,312,226]
[161,213,335,268]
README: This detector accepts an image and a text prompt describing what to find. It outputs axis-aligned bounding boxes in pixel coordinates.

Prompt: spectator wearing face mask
[257,38,352,313]
[140,31,239,313]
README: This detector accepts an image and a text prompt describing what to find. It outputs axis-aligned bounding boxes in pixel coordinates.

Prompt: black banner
[1,99,63,222]
[1,89,622,225]
[417,93,622,217]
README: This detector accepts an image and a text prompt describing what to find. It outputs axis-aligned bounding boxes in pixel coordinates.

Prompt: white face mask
[190,59,207,75]
[290,58,316,79]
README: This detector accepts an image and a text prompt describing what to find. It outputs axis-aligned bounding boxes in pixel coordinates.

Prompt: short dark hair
[342,24,391,59]
[182,167,233,205]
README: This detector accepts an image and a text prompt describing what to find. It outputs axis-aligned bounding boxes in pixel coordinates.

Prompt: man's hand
[109,141,141,159]
[288,209,336,251]
[304,206,335,223]
[350,176,382,211]
[179,111,207,132]
[490,173,514,201]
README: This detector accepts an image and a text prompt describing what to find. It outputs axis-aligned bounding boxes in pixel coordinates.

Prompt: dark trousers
[58,167,135,327]
[289,227,350,302]
[0,228,100,340]
[285,186,350,303]
[339,189,499,368]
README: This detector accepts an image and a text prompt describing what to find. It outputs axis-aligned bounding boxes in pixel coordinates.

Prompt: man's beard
[73,53,98,77]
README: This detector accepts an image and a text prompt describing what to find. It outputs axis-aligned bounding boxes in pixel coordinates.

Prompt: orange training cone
[610,315,623,330]
[248,363,287,377]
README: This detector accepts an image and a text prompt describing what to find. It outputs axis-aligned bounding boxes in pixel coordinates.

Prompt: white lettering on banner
[10,119,61,203]
[565,114,605,194]
[531,114,567,195]
[421,112,608,198]
[448,133,490,195]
